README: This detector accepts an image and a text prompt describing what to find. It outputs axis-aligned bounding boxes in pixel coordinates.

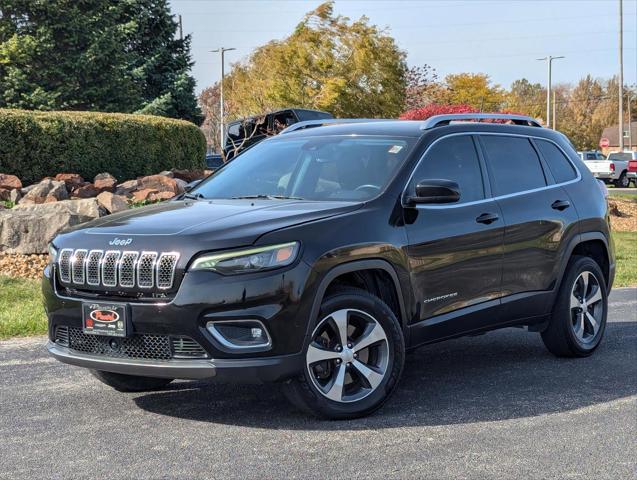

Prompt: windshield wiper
[230,194,304,200]
[182,192,204,200]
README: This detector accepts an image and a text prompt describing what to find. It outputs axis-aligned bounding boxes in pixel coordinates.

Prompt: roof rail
[420,113,542,130]
[280,118,390,134]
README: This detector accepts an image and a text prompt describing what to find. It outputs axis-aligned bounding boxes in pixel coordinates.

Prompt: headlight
[189,242,300,275]
[48,244,58,263]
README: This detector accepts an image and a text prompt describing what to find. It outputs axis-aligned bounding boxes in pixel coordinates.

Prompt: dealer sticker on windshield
[388,145,403,154]
[82,302,127,337]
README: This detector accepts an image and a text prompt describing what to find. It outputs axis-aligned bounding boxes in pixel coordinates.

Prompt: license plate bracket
[82,302,128,337]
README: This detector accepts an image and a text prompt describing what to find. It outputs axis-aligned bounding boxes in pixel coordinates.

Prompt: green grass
[613,231,637,287]
[0,276,47,339]
[608,191,637,203]
[0,233,635,339]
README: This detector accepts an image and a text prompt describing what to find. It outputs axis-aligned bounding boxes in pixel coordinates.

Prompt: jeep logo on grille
[109,237,133,246]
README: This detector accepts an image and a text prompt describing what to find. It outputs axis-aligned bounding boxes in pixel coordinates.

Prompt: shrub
[0,109,206,184]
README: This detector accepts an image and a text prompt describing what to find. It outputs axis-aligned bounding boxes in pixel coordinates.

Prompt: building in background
[600,121,637,155]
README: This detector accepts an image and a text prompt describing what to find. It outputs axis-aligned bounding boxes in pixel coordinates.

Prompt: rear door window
[480,135,547,196]
[535,139,578,183]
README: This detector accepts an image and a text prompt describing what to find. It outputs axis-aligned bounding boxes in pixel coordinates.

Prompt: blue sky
[169,0,637,94]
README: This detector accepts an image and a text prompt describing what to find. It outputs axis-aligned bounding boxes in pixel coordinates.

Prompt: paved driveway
[1,289,635,479]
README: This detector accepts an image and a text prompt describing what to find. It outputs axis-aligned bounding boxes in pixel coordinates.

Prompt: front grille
[64,327,207,361]
[58,248,179,291]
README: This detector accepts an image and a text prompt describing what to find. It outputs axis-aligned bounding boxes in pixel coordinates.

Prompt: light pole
[618,0,624,150]
[211,47,236,151]
[537,55,565,129]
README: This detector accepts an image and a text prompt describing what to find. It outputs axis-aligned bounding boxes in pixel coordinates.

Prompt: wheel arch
[558,232,613,294]
[308,260,409,335]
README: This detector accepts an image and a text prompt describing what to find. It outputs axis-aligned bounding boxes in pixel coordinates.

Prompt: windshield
[192,135,416,201]
[608,153,631,161]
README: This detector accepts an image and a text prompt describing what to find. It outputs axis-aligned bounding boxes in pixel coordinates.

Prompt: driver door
[403,134,505,338]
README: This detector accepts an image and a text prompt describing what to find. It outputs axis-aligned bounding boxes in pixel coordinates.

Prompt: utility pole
[178,14,183,41]
[211,47,236,151]
[618,0,624,150]
[553,90,557,131]
[537,55,565,129]
[628,91,633,150]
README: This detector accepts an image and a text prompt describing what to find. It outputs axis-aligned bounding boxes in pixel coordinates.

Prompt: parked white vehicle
[580,150,637,188]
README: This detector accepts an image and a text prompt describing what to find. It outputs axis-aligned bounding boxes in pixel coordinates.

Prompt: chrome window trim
[401,131,582,210]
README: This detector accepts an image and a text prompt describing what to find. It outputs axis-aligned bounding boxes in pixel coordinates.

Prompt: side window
[412,135,485,203]
[585,153,596,160]
[481,135,547,196]
[535,139,577,183]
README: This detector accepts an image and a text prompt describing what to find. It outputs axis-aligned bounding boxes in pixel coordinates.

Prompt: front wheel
[541,256,608,357]
[90,370,174,392]
[283,288,405,419]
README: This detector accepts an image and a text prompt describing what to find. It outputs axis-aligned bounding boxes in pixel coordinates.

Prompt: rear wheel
[541,256,608,357]
[614,172,629,188]
[90,370,173,392]
[283,288,405,419]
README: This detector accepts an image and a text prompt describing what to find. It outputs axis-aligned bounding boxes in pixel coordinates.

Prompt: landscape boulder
[20,179,68,205]
[1,199,102,253]
[94,173,117,192]
[115,179,139,196]
[9,189,21,203]
[148,191,176,202]
[0,174,22,190]
[71,182,102,199]
[0,189,10,201]
[132,188,158,202]
[138,174,183,195]
[96,192,129,214]
[172,169,205,183]
[55,173,85,190]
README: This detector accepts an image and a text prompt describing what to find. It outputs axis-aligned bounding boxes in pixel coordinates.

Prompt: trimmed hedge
[0,109,206,184]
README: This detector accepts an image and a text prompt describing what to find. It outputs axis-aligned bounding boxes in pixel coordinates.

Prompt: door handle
[476,213,499,225]
[551,200,571,211]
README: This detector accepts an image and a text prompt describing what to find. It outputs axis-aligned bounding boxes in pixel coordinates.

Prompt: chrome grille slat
[71,250,88,284]
[156,253,179,289]
[59,249,73,283]
[57,248,179,291]
[119,252,139,288]
[137,252,158,288]
[85,250,103,286]
[101,251,121,287]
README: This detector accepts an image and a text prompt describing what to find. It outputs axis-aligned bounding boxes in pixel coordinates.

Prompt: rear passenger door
[478,134,579,315]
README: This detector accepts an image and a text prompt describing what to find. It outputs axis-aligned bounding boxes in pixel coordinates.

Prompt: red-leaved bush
[399,104,530,124]
[399,104,477,120]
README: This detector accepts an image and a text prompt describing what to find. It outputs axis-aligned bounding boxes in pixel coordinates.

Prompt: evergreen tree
[0,0,202,123]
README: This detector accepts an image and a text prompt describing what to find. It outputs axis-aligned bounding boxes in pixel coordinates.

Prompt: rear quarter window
[535,139,578,183]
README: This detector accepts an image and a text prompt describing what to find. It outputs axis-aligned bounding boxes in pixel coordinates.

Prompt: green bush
[0,109,206,184]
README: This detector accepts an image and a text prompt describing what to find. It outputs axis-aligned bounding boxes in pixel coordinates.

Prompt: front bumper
[47,341,304,383]
[44,257,317,383]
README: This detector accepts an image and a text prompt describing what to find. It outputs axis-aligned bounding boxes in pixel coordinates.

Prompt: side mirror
[408,179,460,205]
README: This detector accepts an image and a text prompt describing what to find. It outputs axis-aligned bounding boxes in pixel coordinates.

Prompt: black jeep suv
[44,114,614,419]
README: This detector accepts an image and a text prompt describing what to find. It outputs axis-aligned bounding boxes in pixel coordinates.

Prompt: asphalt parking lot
[1,288,635,479]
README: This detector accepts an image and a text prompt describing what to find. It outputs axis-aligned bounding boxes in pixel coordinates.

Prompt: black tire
[283,287,405,420]
[614,172,629,188]
[90,370,174,392]
[541,256,608,357]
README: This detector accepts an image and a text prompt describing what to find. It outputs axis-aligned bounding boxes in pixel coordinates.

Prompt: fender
[305,258,410,344]
[555,231,612,295]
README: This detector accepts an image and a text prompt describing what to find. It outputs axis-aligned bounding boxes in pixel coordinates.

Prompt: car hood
[55,198,361,254]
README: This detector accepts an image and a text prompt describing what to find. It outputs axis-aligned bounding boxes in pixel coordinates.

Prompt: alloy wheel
[306,308,389,403]
[570,271,604,344]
